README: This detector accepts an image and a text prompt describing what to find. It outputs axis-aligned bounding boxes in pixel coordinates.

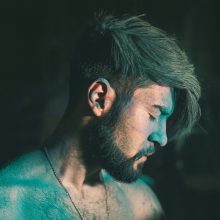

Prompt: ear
[88,78,116,117]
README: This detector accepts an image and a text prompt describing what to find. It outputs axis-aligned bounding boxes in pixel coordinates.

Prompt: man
[0,13,201,219]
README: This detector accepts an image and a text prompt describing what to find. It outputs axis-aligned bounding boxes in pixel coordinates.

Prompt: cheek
[115,105,152,157]
[127,110,150,136]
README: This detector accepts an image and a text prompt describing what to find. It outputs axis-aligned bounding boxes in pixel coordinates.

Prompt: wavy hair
[69,12,201,140]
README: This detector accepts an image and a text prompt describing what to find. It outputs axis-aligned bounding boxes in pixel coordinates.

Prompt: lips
[133,156,148,170]
[134,146,155,161]
[138,155,147,163]
[142,145,155,158]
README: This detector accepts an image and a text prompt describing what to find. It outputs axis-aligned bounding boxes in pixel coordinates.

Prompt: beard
[80,95,145,183]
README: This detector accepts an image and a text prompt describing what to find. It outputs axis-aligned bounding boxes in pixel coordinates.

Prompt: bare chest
[66,184,135,220]
[2,183,149,220]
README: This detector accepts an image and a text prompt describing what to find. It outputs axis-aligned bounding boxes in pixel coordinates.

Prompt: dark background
[0,1,219,220]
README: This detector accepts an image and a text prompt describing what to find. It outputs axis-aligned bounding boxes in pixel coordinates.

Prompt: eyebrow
[152,104,173,117]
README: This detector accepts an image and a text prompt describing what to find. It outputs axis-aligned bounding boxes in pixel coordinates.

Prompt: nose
[148,121,168,147]
[149,132,167,147]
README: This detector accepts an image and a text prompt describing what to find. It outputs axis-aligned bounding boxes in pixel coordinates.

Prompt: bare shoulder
[103,171,165,220]
[0,150,48,181]
[0,151,74,219]
[0,151,47,217]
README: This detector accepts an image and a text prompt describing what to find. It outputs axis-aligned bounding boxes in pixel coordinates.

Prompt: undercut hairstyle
[69,12,201,141]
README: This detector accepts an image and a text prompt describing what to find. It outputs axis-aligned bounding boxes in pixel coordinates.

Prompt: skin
[114,84,173,161]
[0,79,174,219]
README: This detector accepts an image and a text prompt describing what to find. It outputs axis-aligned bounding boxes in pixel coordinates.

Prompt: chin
[106,166,143,183]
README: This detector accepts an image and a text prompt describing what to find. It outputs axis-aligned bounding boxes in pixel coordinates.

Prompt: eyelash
[149,114,157,121]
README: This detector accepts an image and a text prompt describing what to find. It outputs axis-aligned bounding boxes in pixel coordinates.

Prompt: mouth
[136,155,148,163]
[134,146,155,161]
[133,155,148,171]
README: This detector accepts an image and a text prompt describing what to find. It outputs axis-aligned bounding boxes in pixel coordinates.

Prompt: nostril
[148,133,167,148]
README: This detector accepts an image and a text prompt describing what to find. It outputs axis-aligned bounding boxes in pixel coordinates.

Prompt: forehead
[132,84,174,112]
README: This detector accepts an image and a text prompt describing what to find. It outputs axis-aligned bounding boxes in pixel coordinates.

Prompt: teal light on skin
[0,82,171,219]
[114,83,174,163]
[0,151,77,219]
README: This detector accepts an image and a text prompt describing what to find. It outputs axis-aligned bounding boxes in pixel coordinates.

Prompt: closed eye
[149,114,157,121]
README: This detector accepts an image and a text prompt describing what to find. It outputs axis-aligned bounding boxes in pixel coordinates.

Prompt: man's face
[81,83,174,183]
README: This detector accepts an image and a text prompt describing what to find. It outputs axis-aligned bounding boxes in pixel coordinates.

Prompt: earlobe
[88,78,116,117]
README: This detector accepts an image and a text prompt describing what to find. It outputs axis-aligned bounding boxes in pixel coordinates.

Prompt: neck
[45,117,102,193]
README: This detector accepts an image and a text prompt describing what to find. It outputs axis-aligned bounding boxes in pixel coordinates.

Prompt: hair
[68,12,201,141]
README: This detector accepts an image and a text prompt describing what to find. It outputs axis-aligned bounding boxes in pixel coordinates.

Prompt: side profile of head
[67,12,201,183]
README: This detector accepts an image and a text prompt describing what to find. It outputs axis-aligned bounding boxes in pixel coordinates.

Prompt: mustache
[133,146,156,161]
